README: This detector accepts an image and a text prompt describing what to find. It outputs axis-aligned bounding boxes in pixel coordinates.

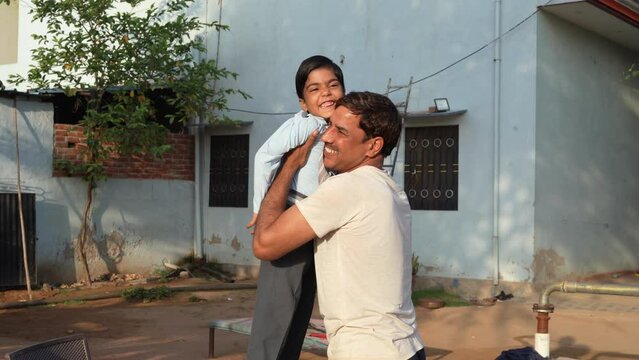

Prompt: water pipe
[532,280,639,358]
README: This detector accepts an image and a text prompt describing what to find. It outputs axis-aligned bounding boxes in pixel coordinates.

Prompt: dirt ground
[1,275,638,360]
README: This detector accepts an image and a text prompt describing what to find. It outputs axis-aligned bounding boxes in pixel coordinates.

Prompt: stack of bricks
[53,124,194,181]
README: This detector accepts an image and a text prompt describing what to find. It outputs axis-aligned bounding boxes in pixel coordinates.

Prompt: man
[253,91,425,360]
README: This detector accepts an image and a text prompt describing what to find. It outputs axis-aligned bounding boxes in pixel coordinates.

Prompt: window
[209,134,249,207]
[404,125,458,210]
[0,0,18,65]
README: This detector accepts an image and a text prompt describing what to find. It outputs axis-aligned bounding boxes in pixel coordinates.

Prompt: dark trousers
[407,348,427,360]
[247,240,316,360]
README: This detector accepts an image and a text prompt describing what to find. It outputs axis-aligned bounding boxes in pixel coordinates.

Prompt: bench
[208,317,328,359]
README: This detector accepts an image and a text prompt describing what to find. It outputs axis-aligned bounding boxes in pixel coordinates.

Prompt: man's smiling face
[321,105,378,174]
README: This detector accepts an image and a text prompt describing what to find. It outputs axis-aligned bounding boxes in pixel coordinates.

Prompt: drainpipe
[194,123,203,258]
[533,280,639,358]
[194,0,224,258]
[492,0,502,291]
[192,0,215,259]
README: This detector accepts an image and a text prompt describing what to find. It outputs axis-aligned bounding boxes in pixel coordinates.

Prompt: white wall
[0,97,194,284]
[535,13,639,282]
[205,0,542,283]
[6,0,635,286]
[200,125,257,277]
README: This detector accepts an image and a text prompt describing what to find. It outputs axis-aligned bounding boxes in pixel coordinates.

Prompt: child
[246,55,345,360]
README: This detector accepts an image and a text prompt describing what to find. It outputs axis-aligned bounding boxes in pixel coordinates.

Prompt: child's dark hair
[295,55,345,99]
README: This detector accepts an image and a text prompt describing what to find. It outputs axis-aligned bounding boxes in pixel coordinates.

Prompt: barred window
[209,135,249,207]
[404,125,458,211]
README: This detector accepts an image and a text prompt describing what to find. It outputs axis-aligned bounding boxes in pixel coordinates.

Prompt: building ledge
[404,109,467,121]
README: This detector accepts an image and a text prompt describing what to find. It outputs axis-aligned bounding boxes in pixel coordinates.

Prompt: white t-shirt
[297,166,424,360]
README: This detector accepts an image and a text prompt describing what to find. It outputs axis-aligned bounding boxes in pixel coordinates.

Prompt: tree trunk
[78,179,94,286]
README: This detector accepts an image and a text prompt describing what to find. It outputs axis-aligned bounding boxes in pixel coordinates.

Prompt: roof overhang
[0,90,51,101]
[540,0,639,51]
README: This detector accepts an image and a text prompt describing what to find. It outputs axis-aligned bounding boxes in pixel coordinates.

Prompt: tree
[9,0,247,285]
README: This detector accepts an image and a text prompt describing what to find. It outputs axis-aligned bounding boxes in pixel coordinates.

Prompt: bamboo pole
[13,97,33,300]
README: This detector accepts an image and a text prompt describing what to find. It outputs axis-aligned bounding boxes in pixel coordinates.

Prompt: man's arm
[253,131,319,261]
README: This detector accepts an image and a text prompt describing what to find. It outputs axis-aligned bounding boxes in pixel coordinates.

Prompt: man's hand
[253,130,319,260]
[248,131,317,237]
[280,130,319,173]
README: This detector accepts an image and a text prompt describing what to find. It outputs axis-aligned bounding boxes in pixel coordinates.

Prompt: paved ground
[0,273,637,360]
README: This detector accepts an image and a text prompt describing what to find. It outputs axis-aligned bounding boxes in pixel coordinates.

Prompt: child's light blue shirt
[253,110,326,213]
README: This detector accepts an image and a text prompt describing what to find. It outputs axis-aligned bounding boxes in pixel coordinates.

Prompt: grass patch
[188,295,206,303]
[152,267,173,283]
[122,286,172,302]
[412,288,470,307]
[62,299,86,306]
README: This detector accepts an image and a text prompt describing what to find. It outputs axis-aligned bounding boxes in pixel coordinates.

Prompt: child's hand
[246,213,258,234]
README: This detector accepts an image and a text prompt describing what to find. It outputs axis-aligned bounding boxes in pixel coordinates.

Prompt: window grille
[209,135,249,207]
[404,125,458,211]
[0,193,36,287]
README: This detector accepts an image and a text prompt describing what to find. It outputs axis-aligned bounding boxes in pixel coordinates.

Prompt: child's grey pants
[247,240,316,360]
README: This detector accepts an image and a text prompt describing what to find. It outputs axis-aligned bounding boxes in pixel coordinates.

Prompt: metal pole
[539,280,639,307]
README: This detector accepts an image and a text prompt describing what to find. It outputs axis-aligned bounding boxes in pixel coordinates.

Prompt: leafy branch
[9,0,248,284]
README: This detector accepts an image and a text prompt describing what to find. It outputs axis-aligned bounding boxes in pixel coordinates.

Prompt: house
[1,0,638,297]
[0,90,196,285]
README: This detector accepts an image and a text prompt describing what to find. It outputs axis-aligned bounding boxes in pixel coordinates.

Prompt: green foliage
[188,295,206,302]
[9,0,247,283]
[412,288,470,307]
[122,286,172,302]
[626,61,639,80]
[9,0,248,183]
[62,299,87,306]
[152,267,173,283]
[411,253,420,276]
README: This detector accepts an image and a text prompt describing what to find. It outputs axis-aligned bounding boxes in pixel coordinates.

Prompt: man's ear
[298,98,308,112]
[366,137,384,157]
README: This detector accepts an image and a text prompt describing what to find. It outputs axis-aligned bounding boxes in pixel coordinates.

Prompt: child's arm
[246,213,258,233]
[250,112,320,223]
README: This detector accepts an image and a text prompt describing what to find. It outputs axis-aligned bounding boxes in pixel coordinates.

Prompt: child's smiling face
[299,66,345,119]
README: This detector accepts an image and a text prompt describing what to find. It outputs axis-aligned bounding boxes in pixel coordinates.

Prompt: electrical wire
[12,1,552,116]
[227,108,296,116]
[387,1,552,94]
[229,1,552,115]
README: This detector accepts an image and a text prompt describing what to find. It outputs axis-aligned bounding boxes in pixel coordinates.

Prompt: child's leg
[277,243,316,359]
[247,241,316,360]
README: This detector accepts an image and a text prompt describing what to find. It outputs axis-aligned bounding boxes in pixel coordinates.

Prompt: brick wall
[53,124,194,181]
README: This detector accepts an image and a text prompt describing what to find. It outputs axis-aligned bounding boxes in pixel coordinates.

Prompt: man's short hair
[295,55,345,100]
[335,92,401,157]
